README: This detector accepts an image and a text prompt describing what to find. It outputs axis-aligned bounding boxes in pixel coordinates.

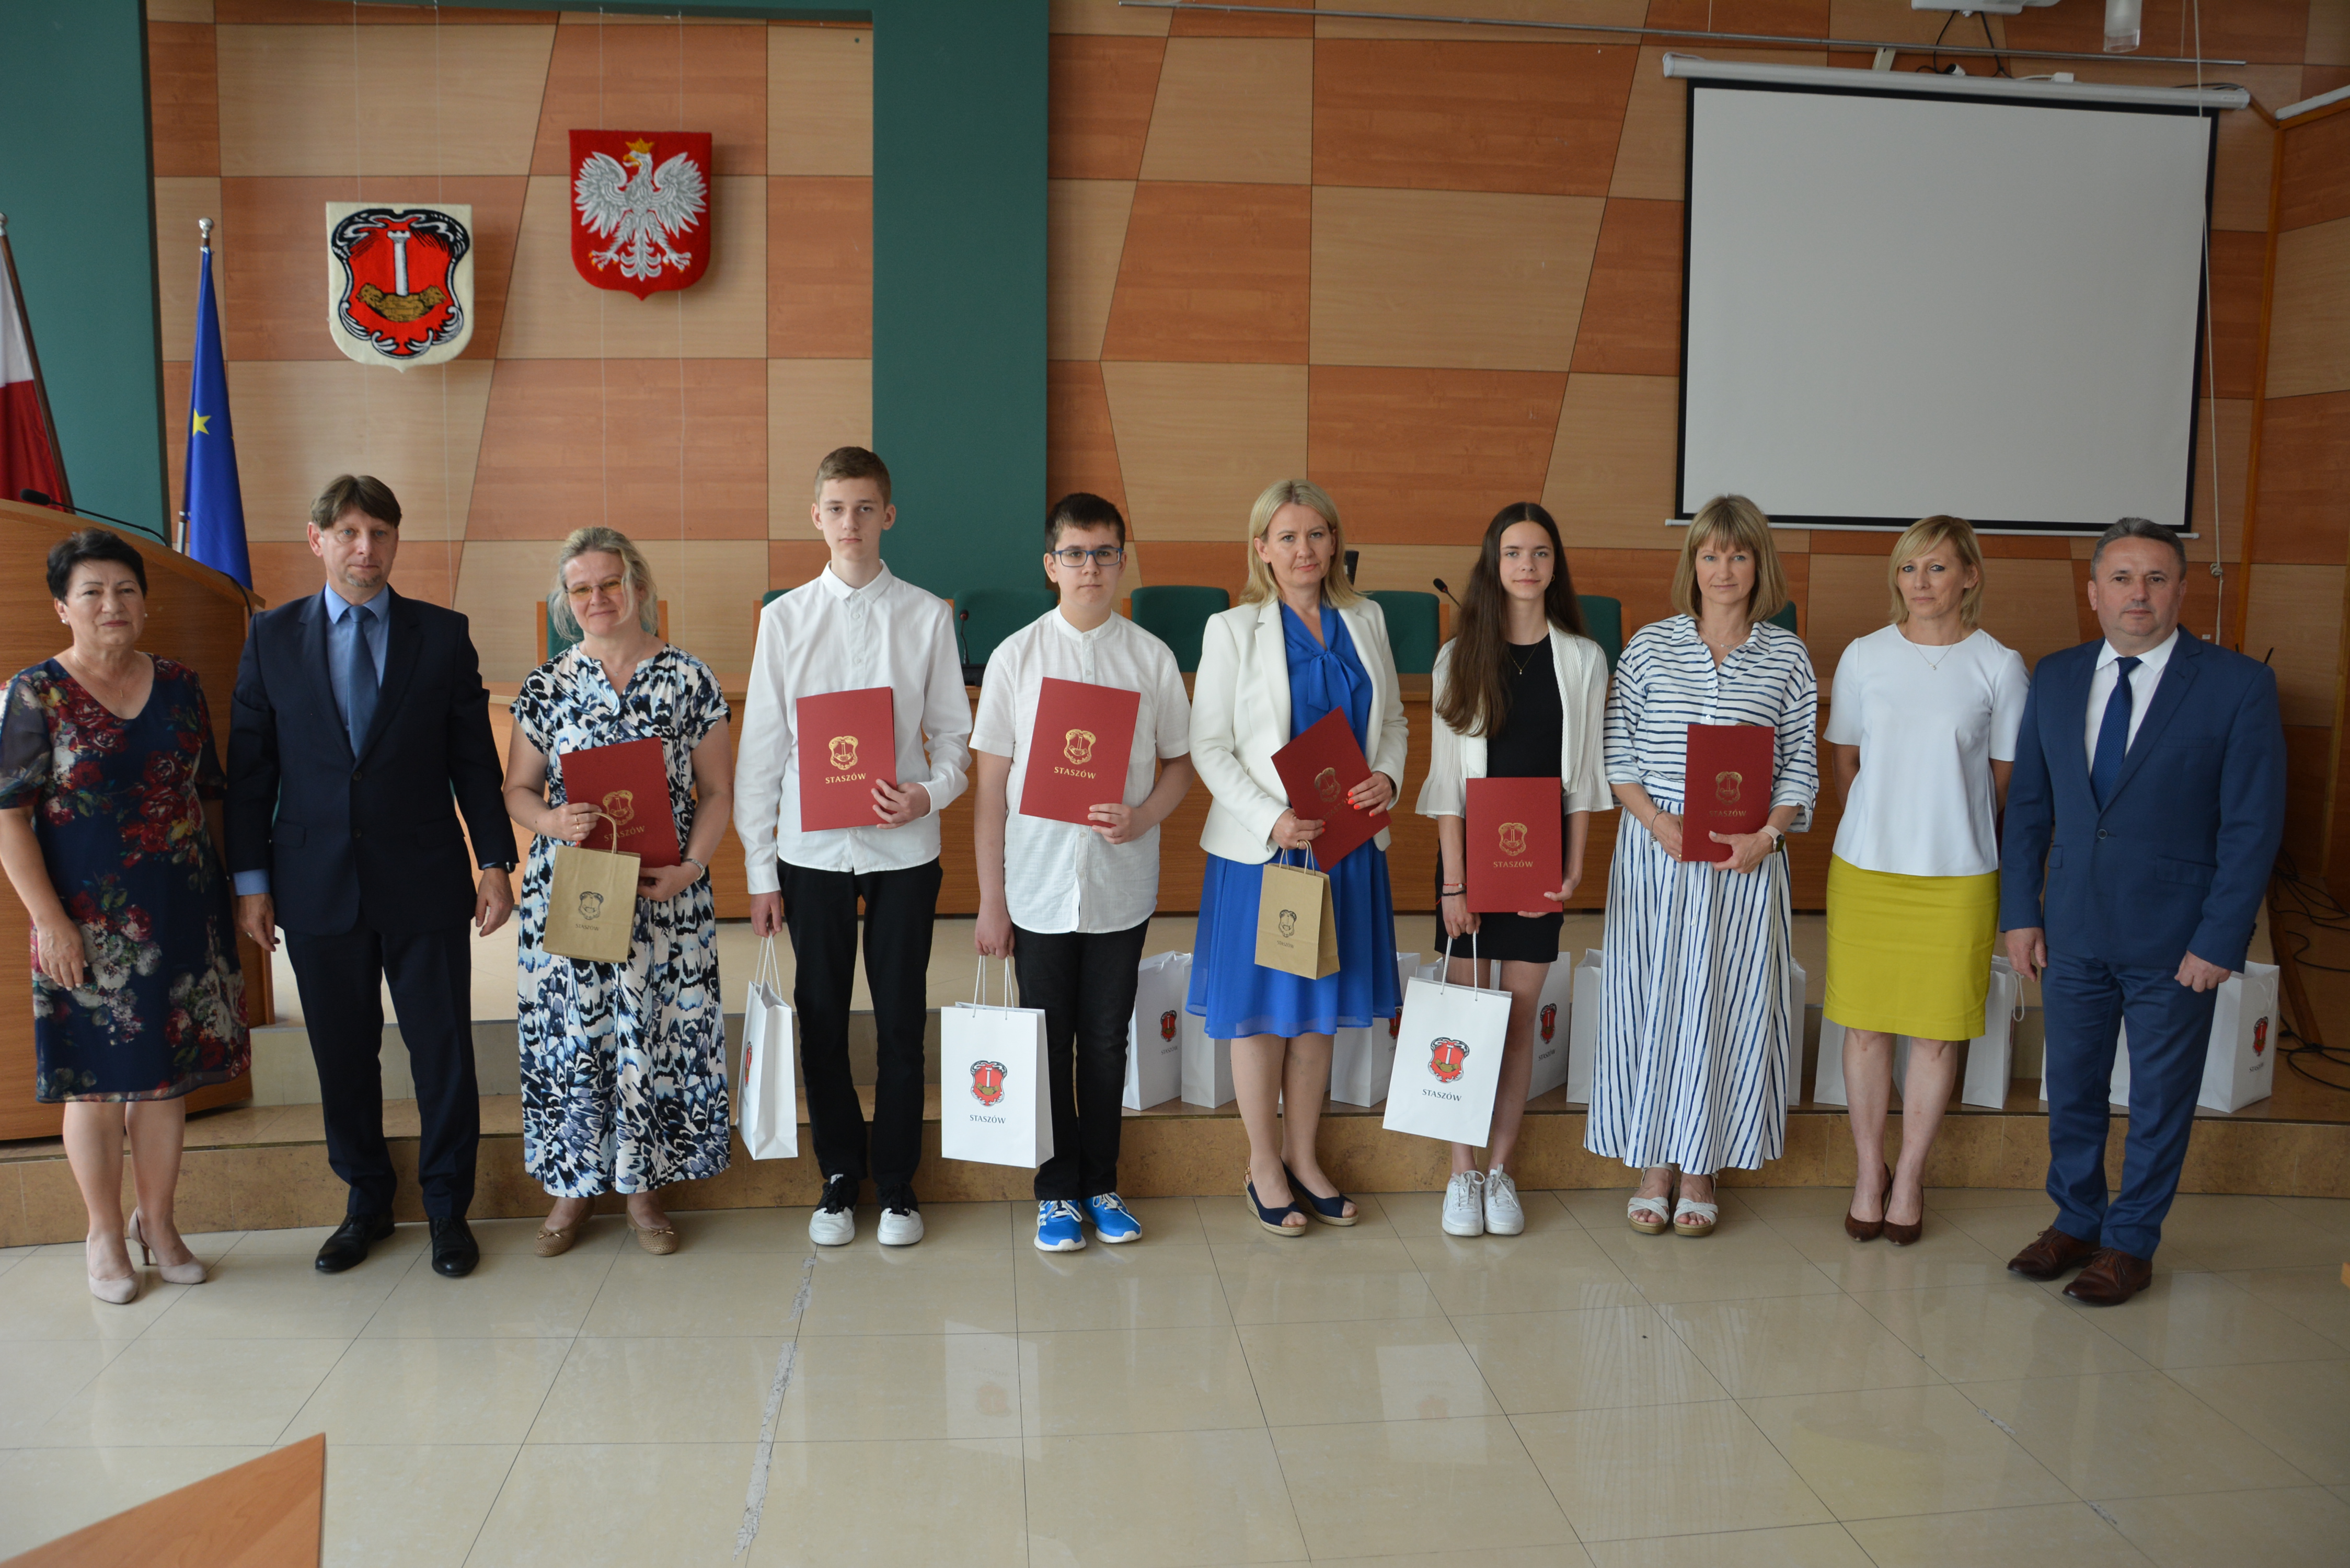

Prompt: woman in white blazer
[1186,479,1407,1236]
[1418,503,1610,1237]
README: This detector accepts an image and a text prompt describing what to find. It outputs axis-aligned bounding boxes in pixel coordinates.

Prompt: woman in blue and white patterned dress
[1589,494,1818,1238]
[503,527,734,1257]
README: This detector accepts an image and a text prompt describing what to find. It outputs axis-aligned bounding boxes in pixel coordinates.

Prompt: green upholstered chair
[1128,584,1230,673]
[1365,590,1441,676]
[954,586,1057,683]
[1576,594,1625,675]
[1767,601,1799,636]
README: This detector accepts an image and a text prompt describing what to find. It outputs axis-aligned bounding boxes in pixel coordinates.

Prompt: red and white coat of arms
[325,203,475,369]
[570,130,712,298]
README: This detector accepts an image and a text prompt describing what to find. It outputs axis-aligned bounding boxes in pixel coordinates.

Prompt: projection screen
[1673,60,2232,535]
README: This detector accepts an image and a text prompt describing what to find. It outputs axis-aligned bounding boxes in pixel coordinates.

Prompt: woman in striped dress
[1589,494,1818,1237]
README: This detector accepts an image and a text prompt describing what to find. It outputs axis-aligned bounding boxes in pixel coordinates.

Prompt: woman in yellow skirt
[1823,516,2028,1244]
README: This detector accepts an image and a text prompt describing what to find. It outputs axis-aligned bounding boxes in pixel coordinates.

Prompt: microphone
[1432,578,1459,607]
[19,490,143,532]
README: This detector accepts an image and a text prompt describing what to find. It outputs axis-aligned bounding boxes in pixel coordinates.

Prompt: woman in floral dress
[503,527,733,1256]
[0,529,247,1302]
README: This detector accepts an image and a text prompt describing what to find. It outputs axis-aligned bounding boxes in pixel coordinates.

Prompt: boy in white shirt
[972,493,1194,1252]
[735,447,973,1248]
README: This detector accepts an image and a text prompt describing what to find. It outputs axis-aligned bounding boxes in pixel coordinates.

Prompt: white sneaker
[877,1193,924,1247]
[1442,1170,1485,1237]
[809,1173,857,1247]
[1483,1169,1525,1236]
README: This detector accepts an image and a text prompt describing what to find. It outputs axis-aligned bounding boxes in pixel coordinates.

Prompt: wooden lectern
[0,497,267,1139]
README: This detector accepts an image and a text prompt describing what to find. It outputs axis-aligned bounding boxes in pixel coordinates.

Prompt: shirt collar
[819,561,893,602]
[1049,607,1115,643]
[2096,627,2179,671]
[322,585,386,623]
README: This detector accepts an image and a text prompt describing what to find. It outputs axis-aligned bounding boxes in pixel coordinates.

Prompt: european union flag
[184,240,249,587]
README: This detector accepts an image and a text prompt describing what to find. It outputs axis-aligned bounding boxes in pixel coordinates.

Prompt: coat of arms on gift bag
[325,204,475,368]
[1540,1002,1558,1042]
[571,130,712,298]
[1159,1009,1179,1042]
[970,1060,1007,1106]
[1428,1037,1469,1083]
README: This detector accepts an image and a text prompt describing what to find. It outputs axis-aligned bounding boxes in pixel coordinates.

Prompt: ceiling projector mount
[1910,0,2151,55]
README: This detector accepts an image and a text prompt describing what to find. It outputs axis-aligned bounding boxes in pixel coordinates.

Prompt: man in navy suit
[227,476,515,1279]
[2000,518,2285,1305]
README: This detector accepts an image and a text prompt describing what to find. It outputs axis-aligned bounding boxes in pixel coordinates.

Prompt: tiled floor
[1,1187,2345,1567]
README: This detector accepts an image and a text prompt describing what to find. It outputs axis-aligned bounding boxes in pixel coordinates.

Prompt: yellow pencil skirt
[1823,856,1999,1043]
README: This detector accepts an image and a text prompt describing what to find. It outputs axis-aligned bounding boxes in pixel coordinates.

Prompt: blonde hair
[1671,494,1788,624]
[1887,514,1986,629]
[547,526,660,639]
[1240,479,1362,608]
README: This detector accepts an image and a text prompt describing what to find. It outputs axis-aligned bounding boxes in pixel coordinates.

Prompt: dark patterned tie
[2090,655,2140,809]
[343,599,379,756]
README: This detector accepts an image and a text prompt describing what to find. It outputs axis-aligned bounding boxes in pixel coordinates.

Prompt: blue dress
[1188,604,1402,1039]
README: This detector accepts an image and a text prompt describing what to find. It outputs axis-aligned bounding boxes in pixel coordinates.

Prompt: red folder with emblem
[797,687,896,831]
[1683,723,1775,863]
[1272,709,1389,868]
[560,736,681,868]
[1019,676,1142,825]
[1465,776,1561,912]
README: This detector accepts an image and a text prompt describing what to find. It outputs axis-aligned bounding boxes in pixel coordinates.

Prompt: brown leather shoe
[2063,1248,2152,1306]
[2006,1225,2099,1281]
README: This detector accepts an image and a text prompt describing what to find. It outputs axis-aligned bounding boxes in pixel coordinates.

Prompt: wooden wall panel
[2266,215,2350,399]
[1048,36,1164,181]
[767,359,872,537]
[767,24,872,178]
[224,360,493,543]
[2280,110,2350,232]
[2247,563,2349,728]
[1306,366,1566,544]
[1047,179,1135,361]
[2189,398,2254,549]
[1310,187,1604,371]
[1570,199,1683,377]
[528,20,769,178]
[215,22,554,177]
[153,178,223,362]
[1051,0,1171,37]
[1608,45,1824,201]
[2003,0,2312,62]
[1141,38,1312,186]
[1100,362,1308,540]
[1102,182,1311,364]
[148,21,221,178]
[765,177,872,359]
[1171,1,1311,37]
[1311,0,1646,44]
[1046,360,1128,516]
[1542,372,1680,547]
[2254,390,2350,566]
[635,538,768,678]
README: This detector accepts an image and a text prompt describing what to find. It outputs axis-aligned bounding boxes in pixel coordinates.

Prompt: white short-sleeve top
[1823,624,2030,879]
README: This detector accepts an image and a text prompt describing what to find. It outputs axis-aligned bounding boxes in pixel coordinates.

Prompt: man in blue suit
[2000,518,2285,1305]
[228,476,516,1280]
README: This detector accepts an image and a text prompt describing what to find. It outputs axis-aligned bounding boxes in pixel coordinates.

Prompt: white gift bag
[2092,962,2280,1114]
[940,960,1054,1169]
[1814,1017,1850,1108]
[1565,948,1603,1103]
[1179,1002,1233,1110]
[1959,956,2024,1109]
[1381,946,1513,1146]
[738,936,798,1160]
[1330,953,1416,1107]
[1123,951,1190,1112]
[1527,957,1574,1101]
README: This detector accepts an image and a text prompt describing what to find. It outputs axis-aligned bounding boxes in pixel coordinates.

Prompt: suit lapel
[297,592,354,765]
[2104,632,2201,809]
[1255,599,1291,741]
[2046,643,2095,799]
[359,589,422,763]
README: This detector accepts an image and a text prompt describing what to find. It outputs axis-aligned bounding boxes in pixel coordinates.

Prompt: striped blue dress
[1587,616,1819,1174]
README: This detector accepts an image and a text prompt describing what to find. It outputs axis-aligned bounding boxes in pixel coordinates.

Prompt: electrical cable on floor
[2265,851,2350,1090]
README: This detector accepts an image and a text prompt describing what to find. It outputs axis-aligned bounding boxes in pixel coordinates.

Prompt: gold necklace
[1507,641,1539,676]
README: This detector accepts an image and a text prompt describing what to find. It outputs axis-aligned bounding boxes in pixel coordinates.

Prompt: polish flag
[0,237,69,511]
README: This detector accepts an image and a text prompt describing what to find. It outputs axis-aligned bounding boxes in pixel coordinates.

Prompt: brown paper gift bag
[544,811,641,963]
[1255,851,1341,979]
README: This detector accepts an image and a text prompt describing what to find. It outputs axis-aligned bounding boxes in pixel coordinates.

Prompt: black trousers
[284,920,479,1220]
[1015,918,1150,1202]
[778,857,941,1192]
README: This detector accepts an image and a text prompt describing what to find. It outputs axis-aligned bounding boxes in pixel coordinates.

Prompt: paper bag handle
[566,806,623,854]
[753,934,781,993]
[970,955,1017,1009]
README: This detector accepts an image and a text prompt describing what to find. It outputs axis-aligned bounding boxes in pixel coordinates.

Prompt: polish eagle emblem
[569,130,713,298]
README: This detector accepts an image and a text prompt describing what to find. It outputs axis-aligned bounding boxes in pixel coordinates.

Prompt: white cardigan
[1191,597,1410,865]
[1415,629,1612,820]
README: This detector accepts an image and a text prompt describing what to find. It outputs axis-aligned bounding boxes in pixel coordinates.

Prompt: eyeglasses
[1050,547,1125,568]
[564,577,628,602]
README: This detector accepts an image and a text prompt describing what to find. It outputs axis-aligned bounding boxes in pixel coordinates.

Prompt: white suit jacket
[1416,629,1614,820]
[1191,596,1409,865]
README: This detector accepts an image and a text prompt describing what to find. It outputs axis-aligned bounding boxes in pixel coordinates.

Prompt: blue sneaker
[1086,1193,1143,1244]
[1035,1201,1087,1252]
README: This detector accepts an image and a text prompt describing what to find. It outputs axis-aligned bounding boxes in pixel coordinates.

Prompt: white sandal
[1627,1185,1676,1235]
[1673,1196,1720,1237]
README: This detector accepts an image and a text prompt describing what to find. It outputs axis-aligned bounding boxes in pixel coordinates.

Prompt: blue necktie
[2090,654,2141,809]
[342,600,379,756]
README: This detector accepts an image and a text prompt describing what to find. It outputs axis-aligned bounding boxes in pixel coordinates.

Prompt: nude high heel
[129,1210,207,1286]
[87,1237,137,1305]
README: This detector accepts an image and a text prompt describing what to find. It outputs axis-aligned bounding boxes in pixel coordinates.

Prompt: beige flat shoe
[630,1221,679,1256]
[534,1224,580,1258]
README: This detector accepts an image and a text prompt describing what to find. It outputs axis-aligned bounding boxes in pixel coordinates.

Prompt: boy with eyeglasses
[971,493,1194,1251]
[735,447,972,1247]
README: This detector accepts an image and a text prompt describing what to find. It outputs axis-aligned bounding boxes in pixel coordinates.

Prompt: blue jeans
[2040,949,2220,1260]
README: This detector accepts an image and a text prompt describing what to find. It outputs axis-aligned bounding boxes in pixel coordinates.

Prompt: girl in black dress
[1417,503,1611,1237]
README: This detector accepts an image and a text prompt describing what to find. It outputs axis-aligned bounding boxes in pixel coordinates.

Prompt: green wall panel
[0,0,167,539]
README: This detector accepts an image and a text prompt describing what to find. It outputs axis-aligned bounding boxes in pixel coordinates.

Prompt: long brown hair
[1436,502,1587,739]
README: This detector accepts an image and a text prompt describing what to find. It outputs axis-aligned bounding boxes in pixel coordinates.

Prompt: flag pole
[0,213,74,511]
[176,216,214,555]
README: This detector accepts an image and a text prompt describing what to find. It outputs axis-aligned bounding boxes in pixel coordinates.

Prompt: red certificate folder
[1272,709,1389,868]
[1683,722,1775,863]
[1019,676,1142,825]
[560,737,681,868]
[1466,776,1561,913]
[797,687,896,831]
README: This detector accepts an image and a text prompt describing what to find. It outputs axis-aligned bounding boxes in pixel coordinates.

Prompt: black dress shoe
[315,1213,396,1274]
[430,1216,480,1278]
